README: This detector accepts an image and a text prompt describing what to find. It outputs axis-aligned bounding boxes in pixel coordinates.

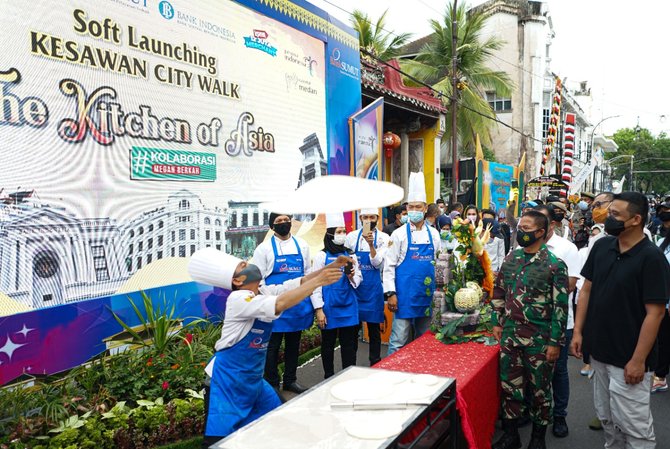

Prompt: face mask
[273,222,291,237]
[658,211,670,222]
[516,229,542,248]
[400,215,408,224]
[439,207,445,215]
[554,213,565,222]
[592,207,608,224]
[467,214,477,222]
[234,264,263,284]
[604,216,629,236]
[333,234,346,245]
[440,230,452,241]
[408,211,424,224]
[578,201,589,211]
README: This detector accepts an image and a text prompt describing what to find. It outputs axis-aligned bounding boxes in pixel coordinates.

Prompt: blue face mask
[408,211,424,224]
[578,200,589,211]
[400,215,408,224]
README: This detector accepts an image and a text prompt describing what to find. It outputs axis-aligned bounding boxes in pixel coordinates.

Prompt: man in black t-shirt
[571,192,670,449]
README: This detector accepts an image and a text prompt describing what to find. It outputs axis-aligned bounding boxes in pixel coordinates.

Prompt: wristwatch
[384,291,396,299]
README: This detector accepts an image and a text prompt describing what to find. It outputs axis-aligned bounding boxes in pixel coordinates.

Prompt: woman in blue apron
[347,208,389,365]
[190,249,345,447]
[312,213,362,378]
[263,236,312,393]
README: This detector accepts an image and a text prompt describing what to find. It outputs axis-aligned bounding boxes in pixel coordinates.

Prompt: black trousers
[363,322,382,365]
[321,325,358,379]
[264,331,301,387]
[656,311,670,378]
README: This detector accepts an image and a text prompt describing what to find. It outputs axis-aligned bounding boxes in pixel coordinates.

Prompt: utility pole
[451,0,459,203]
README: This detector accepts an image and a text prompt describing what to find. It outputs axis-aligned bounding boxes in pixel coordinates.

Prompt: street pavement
[282,340,670,448]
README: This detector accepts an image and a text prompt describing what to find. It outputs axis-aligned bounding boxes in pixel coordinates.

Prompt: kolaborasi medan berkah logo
[244,29,277,57]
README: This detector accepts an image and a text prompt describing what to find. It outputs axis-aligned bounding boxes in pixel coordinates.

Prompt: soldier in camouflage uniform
[491,210,569,449]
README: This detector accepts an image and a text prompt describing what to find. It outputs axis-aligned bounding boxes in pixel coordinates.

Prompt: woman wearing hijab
[312,213,363,378]
[481,209,506,273]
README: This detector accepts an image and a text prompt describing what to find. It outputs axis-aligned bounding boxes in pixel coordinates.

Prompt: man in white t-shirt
[536,205,581,438]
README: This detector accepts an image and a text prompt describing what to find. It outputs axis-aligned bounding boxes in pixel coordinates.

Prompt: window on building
[137,256,142,269]
[171,230,175,242]
[179,245,186,257]
[171,247,175,257]
[204,217,211,225]
[129,243,133,255]
[158,235,163,246]
[178,216,191,222]
[252,213,258,226]
[138,241,143,252]
[206,230,211,240]
[148,224,154,232]
[486,92,512,112]
[179,199,190,210]
[139,226,144,235]
[129,230,135,238]
[147,253,152,264]
[126,257,132,272]
[216,244,221,250]
[158,220,164,229]
[91,245,110,282]
[215,219,221,226]
[215,231,221,240]
[542,108,550,139]
[179,229,186,240]
[190,245,196,255]
[190,229,196,240]
[241,213,248,227]
[148,238,153,249]
[157,251,163,259]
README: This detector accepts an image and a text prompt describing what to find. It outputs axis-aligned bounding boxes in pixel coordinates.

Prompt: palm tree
[401,3,514,151]
[350,9,412,61]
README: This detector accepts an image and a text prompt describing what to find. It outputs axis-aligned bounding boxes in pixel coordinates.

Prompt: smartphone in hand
[344,261,354,275]
[362,221,371,235]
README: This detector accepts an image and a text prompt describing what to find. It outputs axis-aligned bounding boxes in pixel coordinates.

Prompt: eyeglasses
[592,200,611,209]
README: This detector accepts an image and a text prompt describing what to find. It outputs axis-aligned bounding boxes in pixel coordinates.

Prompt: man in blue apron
[252,213,314,394]
[188,248,346,447]
[383,172,441,355]
[346,208,389,365]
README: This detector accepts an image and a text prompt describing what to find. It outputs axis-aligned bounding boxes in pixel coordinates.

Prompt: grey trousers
[592,358,656,449]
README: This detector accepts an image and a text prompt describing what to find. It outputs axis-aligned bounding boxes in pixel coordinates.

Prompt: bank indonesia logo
[158,1,174,19]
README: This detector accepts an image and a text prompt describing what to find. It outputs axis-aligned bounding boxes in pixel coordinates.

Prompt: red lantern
[383,132,401,158]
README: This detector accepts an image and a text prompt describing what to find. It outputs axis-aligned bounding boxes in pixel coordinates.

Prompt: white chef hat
[326,212,345,228]
[407,172,426,203]
[359,208,379,216]
[188,248,242,290]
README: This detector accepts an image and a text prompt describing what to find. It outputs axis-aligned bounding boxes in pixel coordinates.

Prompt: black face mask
[234,264,263,284]
[554,213,565,222]
[516,229,543,248]
[658,211,670,223]
[604,216,628,236]
[273,222,291,237]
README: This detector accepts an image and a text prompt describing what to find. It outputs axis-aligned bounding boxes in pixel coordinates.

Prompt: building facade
[225,201,270,259]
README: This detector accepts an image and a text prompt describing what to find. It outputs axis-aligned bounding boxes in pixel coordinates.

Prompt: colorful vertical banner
[561,113,576,188]
[349,97,384,180]
[476,160,515,213]
[540,77,562,175]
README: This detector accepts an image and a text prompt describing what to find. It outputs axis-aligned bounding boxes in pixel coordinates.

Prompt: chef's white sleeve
[383,232,402,292]
[310,251,326,309]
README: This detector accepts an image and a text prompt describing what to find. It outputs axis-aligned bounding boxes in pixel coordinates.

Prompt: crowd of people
[192,175,670,449]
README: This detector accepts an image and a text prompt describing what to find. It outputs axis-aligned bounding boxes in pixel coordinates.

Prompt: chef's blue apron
[354,230,384,323]
[205,317,281,438]
[265,237,313,332]
[395,224,436,319]
[322,251,359,329]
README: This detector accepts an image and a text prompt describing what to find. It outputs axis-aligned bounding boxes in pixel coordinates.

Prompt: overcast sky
[309,0,670,136]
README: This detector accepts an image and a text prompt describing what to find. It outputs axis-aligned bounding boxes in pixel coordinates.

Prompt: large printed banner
[0,0,361,385]
[350,97,383,181]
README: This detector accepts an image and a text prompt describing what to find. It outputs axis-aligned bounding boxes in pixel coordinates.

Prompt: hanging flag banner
[349,97,384,181]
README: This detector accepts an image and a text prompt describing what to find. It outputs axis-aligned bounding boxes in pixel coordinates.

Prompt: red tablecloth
[375,333,500,449]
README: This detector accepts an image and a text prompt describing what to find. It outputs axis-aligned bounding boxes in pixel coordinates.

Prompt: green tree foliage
[350,9,413,61]
[400,3,514,152]
[609,128,670,194]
